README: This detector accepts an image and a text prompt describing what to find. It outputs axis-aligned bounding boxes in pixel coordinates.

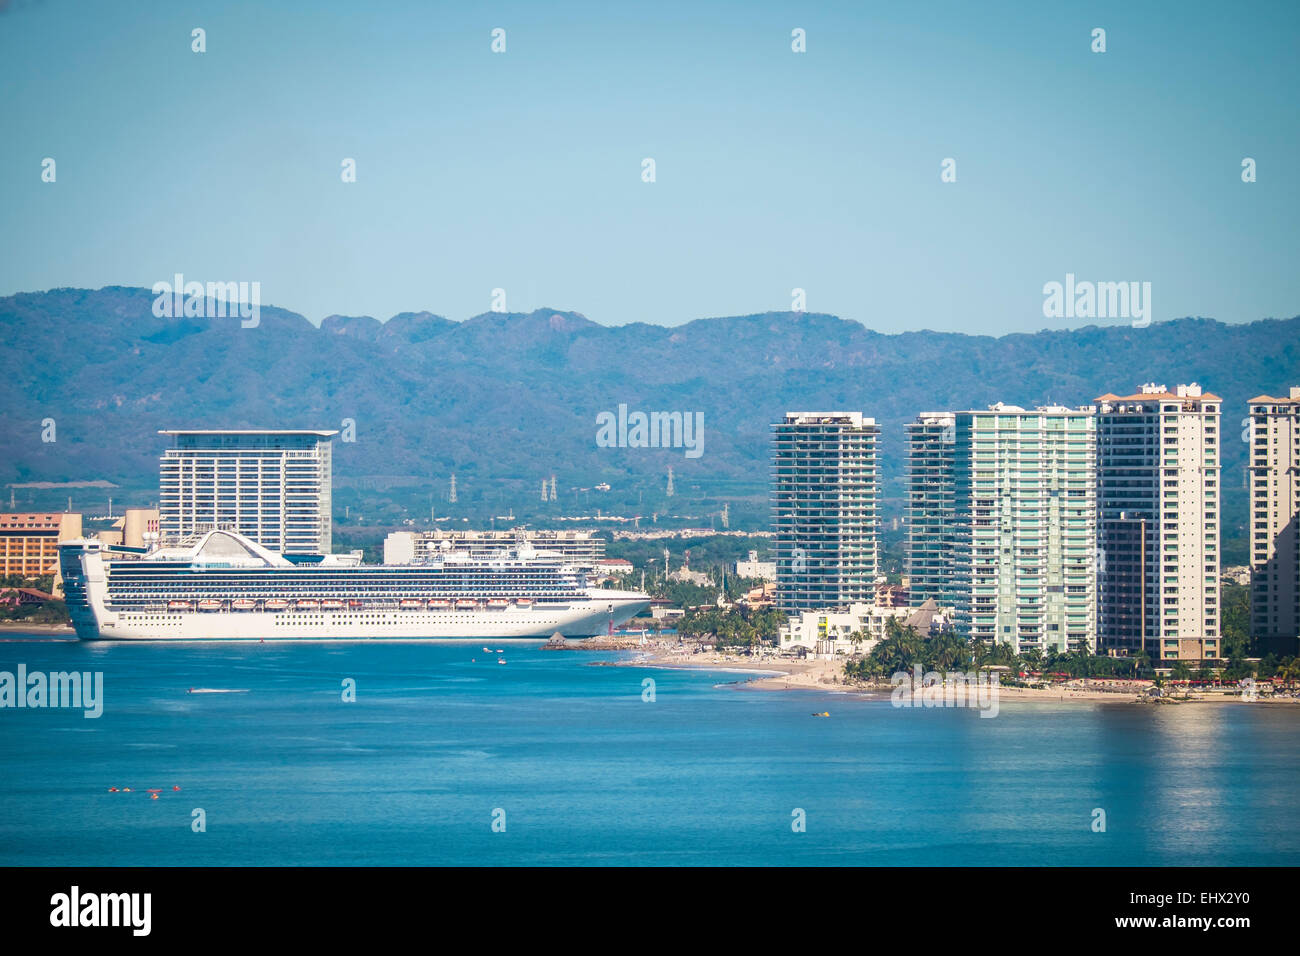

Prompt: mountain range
[2,286,1297,528]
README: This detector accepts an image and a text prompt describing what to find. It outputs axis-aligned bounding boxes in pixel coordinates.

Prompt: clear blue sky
[2,0,1297,331]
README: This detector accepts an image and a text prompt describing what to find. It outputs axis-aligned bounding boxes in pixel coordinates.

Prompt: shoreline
[609,644,1300,706]
[0,623,75,636]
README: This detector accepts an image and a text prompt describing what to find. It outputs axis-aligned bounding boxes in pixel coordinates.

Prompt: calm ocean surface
[2,636,1298,866]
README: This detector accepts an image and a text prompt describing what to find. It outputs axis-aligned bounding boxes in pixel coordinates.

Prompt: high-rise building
[1096,384,1221,661]
[772,411,880,613]
[905,412,957,608]
[159,430,337,555]
[1248,387,1300,647]
[910,404,1097,654]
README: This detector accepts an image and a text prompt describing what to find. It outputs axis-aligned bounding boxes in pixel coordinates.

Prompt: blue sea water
[2,636,1298,866]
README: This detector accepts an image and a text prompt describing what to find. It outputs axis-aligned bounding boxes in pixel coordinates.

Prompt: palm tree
[934,636,961,672]
[1019,647,1044,675]
[1132,650,1151,680]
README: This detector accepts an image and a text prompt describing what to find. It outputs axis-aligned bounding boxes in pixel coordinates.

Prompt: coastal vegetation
[0,575,64,624]
[841,619,1299,686]
[0,596,67,625]
[676,605,786,648]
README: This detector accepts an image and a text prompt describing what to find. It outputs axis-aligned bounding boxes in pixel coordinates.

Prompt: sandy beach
[610,641,1299,705]
[0,622,75,636]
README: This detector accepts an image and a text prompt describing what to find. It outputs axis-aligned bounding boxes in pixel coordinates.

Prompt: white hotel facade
[159,429,336,555]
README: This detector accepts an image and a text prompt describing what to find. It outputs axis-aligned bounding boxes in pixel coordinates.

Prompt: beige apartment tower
[1096,384,1221,662]
[1248,388,1300,647]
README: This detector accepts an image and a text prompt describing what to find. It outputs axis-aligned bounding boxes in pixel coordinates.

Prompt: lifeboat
[296,599,319,611]
[428,599,451,610]
[264,599,289,612]
[231,599,256,611]
[347,599,364,609]
[197,599,222,612]
[321,599,344,610]
[455,599,476,610]
[168,600,193,611]
[399,599,423,610]
[487,598,509,609]
[515,598,534,607]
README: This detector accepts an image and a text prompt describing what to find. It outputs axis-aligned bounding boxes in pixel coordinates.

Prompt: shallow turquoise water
[1,637,1298,866]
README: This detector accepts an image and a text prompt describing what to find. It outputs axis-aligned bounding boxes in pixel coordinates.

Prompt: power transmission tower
[666,466,675,497]
[448,474,458,504]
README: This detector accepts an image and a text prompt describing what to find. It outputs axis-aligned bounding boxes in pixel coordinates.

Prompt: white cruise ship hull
[60,532,650,642]
[79,600,644,641]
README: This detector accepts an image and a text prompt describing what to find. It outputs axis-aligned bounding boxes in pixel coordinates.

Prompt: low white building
[778,599,951,657]
[735,550,777,581]
[592,558,633,578]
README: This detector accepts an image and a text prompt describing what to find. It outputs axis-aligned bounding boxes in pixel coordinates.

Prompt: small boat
[197,599,222,612]
[487,598,509,609]
[264,599,289,612]
[497,658,507,665]
[231,599,256,611]
[167,600,193,611]
[482,647,492,653]
[399,599,422,610]
[296,599,319,611]
[495,649,504,654]
[428,599,451,609]
[321,599,344,610]
[456,599,476,610]
[812,712,830,718]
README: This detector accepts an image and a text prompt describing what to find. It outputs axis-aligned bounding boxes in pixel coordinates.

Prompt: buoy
[172,785,181,791]
[123,788,132,792]
[108,787,119,792]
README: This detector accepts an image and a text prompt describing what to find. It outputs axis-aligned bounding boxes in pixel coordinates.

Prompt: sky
[1,0,1297,332]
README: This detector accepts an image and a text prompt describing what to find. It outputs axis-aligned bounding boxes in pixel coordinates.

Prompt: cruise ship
[58,528,650,641]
